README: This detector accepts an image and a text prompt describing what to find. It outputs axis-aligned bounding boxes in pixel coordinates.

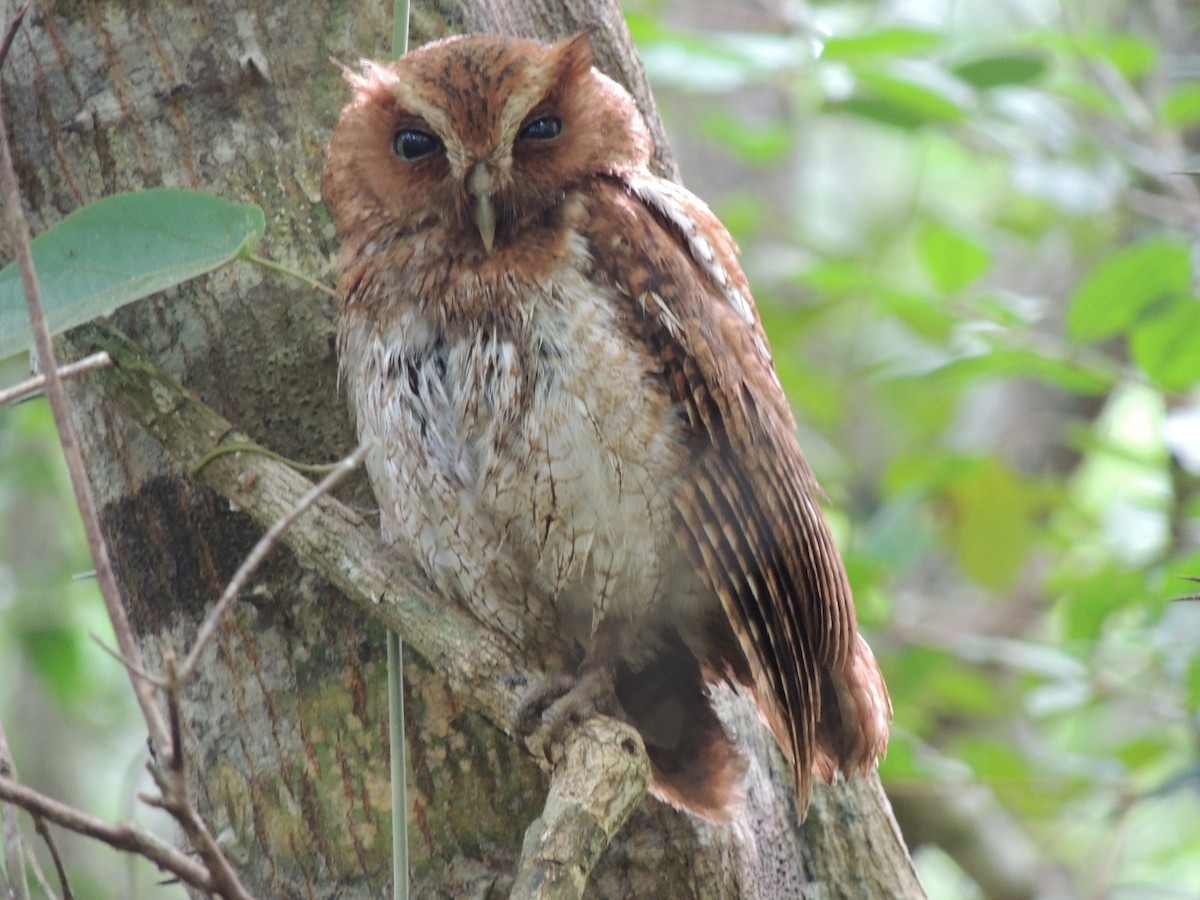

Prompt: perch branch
[511,718,650,899]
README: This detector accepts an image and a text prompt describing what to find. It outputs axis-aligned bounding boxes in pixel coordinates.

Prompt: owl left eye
[519,116,563,141]
[394,130,443,160]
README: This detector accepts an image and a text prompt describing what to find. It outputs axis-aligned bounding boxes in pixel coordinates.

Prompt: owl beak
[467,163,497,253]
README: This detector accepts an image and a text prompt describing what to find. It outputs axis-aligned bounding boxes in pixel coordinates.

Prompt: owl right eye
[393,130,443,161]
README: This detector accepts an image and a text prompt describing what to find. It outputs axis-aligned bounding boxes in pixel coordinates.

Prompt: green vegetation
[632,1,1200,896]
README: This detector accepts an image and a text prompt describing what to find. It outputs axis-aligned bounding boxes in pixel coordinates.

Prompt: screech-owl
[323,32,890,821]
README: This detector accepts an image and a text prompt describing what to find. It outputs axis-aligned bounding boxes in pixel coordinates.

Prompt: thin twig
[177,442,370,681]
[163,654,185,773]
[191,441,341,477]
[0,774,213,891]
[147,656,255,900]
[241,252,338,299]
[0,716,30,900]
[2,716,62,900]
[0,2,29,69]
[21,834,60,900]
[0,34,168,753]
[0,352,112,406]
[32,817,71,900]
[88,633,170,688]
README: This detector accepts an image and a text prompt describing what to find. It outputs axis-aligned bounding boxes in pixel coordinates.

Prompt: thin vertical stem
[387,632,408,900]
[391,0,410,61]
[388,6,411,899]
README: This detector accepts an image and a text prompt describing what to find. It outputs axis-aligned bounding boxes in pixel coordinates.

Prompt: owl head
[323,32,652,255]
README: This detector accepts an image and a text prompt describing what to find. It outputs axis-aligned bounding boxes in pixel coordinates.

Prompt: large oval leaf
[1066,236,1191,342]
[820,27,942,61]
[917,219,992,293]
[952,50,1048,88]
[1130,299,1200,392]
[0,189,265,361]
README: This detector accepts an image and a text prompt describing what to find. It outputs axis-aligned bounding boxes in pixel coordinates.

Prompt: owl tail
[614,631,747,822]
[814,632,892,781]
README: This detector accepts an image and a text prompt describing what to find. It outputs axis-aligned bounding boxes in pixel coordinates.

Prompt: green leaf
[1099,35,1158,80]
[957,737,1031,783]
[916,345,1113,395]
[0,190,265,361]
[23,627,84,708]
[831,69,970,129]
[699,111,793,165]
[1115,736,1173,772]
[1130,299,1200,392]
[820,27,942,61]
[877,734,923,779]
[1161,83,1200,128]
[1053,565,1147,641]
[874,288,959,340]
[917,220,991,293]
[1066,237,1192,342]
[952,51,1048,88]
[1046,32,1159,81]
[943,458,1044,588]
[1186,654,1200,712]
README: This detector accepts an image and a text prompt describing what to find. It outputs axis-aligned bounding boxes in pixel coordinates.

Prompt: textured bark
[3,0,922,895]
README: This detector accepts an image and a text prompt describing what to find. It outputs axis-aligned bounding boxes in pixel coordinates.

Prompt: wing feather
[580,174,889,806]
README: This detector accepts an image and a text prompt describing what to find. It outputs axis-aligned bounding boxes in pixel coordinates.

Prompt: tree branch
[0,352,112,406]
[0,773,214,891]
[177,442,370,681]
[512,718,650,899]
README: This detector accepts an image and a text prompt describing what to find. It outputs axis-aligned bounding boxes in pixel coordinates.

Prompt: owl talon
[513,668,618,764]
[512,673,576,740]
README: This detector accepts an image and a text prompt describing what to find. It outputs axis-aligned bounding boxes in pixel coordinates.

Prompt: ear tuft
[339,58,399,98]
[554,30,595,81]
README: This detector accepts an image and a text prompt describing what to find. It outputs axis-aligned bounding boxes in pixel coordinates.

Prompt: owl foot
[513,667,619,764]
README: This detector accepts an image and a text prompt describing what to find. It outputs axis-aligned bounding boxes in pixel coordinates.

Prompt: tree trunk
[1,0,923,895]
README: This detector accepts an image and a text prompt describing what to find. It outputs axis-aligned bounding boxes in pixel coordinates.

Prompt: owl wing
[581,175,889,806]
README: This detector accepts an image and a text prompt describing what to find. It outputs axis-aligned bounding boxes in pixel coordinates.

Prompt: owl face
[324,33,652,256]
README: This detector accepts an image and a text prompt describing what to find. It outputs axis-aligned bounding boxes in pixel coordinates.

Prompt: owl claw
[512,668,618,764]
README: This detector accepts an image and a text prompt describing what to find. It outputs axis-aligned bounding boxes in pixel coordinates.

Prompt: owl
[323,32,890,821]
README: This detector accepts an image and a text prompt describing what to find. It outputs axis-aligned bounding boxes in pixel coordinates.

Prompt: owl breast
[339,210,689,647]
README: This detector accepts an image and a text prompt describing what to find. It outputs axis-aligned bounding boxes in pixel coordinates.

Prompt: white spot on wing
[648,292,684,340]
[626,176,757,329]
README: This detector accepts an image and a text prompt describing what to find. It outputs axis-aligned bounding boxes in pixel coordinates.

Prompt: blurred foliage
[630,0,1200,897]
[0,401,183,899]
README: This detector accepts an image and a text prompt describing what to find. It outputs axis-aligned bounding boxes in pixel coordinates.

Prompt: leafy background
[3,0,1200,896]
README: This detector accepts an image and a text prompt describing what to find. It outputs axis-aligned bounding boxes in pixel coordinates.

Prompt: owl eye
[393,129,443,161]
[519,116,563,141]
